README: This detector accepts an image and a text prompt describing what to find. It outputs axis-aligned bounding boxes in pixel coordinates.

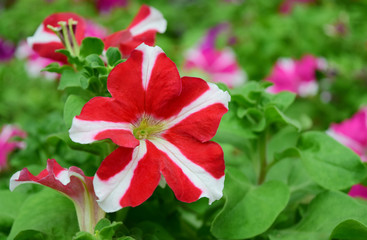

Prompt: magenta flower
[27,5,166,63]
[10,159,105,233]
[0,125,26,171]
[69,44,230,212]
[266,55,326,97]
[328,107,367,161]
[279,0,316,14]
[96,0,128,14]
[349,185,367,199]
[0,38,16,62]
[184,23,246,88]
[327,108,367,199]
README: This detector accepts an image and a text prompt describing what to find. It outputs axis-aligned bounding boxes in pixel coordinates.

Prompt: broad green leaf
[8,188,79,240]
[270,191,367,240]
[298,131,367,190]
[265,91,296,111]
[265,105,300,130]
[13,230,49,240]
[267,126,300,162]
[136,222,175,240]
[85,54,105,68]
[241,108,266,132]
[211,168,290,239]
[266,158,322,204]
[0,190,27,219]
[0,190,27,235]
[58,70,82,90]
[63,95,88,128]
[214,108,256,150]
[329,219,367,240]
[97,221,124,239]
[41,63,73,74]
[80,37,104,58]
[106,47,122,67]
[73,231,95,240]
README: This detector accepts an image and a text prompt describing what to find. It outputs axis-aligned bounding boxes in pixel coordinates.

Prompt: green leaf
[80,37,104,58]
[47,132,108,156]
[211,168,290,239]
[85,54,105,68]
[8,188,78,240]
[0,190,27,235]
[270,191,367,240]
[265,91,296,112]
[329,219,367,240]
[298,131,367,190]
[14,230,49,240]
[265,105,301,130]
[58,70,83,90]
[97,221,123,239]
[242,108,266,132]
[63,95,88,128]
[106,47,122,67]
[41,63,73,74]
[73,231,95,240]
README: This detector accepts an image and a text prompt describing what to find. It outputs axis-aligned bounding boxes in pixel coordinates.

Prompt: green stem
[68,18,80,56]
[58,21,74,55]
[257,131,267,185]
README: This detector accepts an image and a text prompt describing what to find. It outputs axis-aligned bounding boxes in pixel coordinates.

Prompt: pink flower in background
[328,107,367,161]
[0,38,16,62]
[184,23,246,88]
[327,107,367,199]
[279,0,316,14]
[0,125,26,171]
[10,159,105,233]
[266,55,326,97]
[16,41,59,80]
[349,185,367,199]
[69,44,230,212]
[96,0,128,13]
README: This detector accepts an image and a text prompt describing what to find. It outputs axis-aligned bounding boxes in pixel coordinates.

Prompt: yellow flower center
[132,117,166,140]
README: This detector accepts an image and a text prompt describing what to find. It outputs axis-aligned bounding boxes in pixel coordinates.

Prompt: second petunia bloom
[69,43,230,212]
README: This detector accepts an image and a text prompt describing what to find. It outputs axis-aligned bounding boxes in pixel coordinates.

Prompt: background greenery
[1,0,367,239]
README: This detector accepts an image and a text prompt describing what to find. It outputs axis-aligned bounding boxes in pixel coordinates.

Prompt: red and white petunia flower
[0,125,26,171]
[10,159,105,233]
[266,55,326,97]
[103,5,167,58]
[184,23,246,88]
[27,5,166,63]
[27,12,87,63]
[69,43,230,212]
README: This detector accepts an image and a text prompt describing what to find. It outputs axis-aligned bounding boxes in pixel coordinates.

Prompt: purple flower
[266,55,326,97]
[96,0,128,14]
[0,38,16,62]
[184,23,246,88]
[0,125,26,171]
